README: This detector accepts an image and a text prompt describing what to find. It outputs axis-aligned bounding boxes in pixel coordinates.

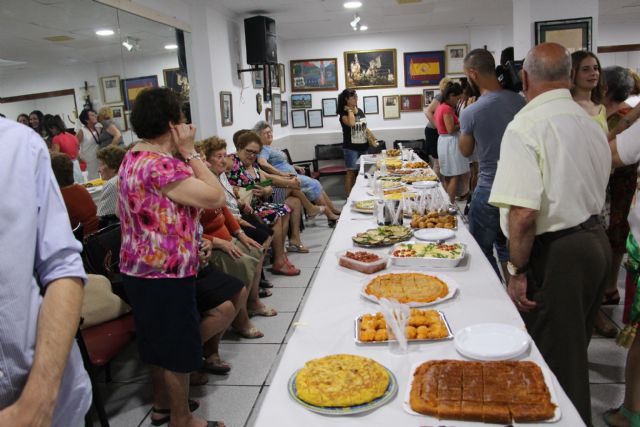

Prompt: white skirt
[437,134,470,177]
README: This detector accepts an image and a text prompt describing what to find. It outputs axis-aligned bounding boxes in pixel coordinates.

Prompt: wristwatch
[507,261,528,276]
[184,151,201,163]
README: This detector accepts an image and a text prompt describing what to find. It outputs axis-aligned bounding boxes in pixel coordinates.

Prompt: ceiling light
[360,25,368,31]
[164,44,178,50]
[95,29,114,36]
[344,1,362,8]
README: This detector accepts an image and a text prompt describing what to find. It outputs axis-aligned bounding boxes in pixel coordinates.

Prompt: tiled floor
[92,201,629,427]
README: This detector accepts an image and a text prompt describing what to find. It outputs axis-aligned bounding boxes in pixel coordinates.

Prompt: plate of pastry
[361,271,458,307]
[288,354,398,415]
[354,309,453,344]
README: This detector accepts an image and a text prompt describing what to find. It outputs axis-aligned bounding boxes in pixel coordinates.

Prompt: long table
[253,170,584,426]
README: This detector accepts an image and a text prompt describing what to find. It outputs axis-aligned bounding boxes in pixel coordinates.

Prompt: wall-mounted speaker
[244,16,277,65]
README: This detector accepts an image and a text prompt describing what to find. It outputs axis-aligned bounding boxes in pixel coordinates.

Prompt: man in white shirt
[489,43,611,424]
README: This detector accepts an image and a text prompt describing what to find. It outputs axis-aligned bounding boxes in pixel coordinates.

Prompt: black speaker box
[244,16,277,65]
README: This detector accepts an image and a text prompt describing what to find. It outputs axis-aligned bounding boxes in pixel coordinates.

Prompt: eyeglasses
[244,149,260,156]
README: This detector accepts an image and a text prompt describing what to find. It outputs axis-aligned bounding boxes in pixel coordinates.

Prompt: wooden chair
[282,148,314,177]
[311,143,347,180]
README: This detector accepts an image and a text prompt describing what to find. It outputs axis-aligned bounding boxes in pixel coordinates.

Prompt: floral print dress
[226,154,291,225]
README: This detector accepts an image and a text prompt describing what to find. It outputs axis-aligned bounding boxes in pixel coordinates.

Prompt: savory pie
[295,354,390,407]
[410,360,556,423]
[364,273,449,303]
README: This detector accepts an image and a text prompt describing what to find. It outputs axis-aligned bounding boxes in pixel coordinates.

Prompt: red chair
[311,143,348,179]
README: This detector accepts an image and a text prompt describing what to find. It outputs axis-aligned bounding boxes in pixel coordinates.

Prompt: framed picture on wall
[122,75,158,110]
[400,94,423,112]
[403,51,445,86]
[109,105,127,131]
[423,89,439,107]
[307,109,323,128]
[291,93,312,109]
[270,64,278,88]
[322,98,337,116]
[535,17,592,52]
[290,58,338,92]
[256,93,263,114]
[344,49,397,89]
[253,69,264,89]
[265,107,273,125]
[445,44,468,75]
[363,96,379,115]
[272,93,282,124]
[163,68,190,100]
[278,63,286,93]
[382,95,400,119]
[100,75,122,104]
[219,91,233,127]
[281,101,289,127]
[291,109,307,128]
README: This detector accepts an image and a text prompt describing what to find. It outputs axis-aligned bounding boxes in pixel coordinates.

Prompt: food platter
[351,199,375,214]
[361,271,459,307]
[409,212,457,230]
[337,250,388,274]
[354,310,453,344]
[389,242,466,268]
[288,366,398,416]
[352,225,412,247]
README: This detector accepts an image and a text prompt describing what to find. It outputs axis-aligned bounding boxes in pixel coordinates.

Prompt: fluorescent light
[164,44,178,50]
[360,25,368,31]
[95,29,114,36]
[344,1,362,8]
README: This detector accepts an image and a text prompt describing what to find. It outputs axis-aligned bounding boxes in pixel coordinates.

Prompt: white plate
[410,181,437,189]
[413,228,455,241]
[360,271,459,307]
[402,360,561,423]
[454,323,531,361]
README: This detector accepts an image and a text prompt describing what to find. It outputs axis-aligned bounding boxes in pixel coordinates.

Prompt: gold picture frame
[344,49,397,89]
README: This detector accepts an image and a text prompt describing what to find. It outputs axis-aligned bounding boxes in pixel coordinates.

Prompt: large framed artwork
[403,51,445,86]
[400,94,423,112]
[382,95,400,119]
[219,91,233,127]
[122,75,158,110]
[344,49,397,89]
[445,44,469,75]
[163,68,190,100]
[535,17,592,53]
[291,94,312,109]
[100,75,122,104]
[290,58,338,92]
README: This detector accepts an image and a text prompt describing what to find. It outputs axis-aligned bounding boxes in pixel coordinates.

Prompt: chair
[393,139,429,162]
[368,140,386,154]
[82,223,127,303]
[311,143,347,180]
[282,148,313,177]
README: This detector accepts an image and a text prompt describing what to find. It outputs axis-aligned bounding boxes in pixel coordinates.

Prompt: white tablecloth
[253,172,585,426]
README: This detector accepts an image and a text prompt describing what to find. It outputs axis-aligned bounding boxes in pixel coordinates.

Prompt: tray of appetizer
[352,225,413,247]
[389,242,465,268]
[354,309,453,344]
[337,250,388,274]
[409,211,457,229]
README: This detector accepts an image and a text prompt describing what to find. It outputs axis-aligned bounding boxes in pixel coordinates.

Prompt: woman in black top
[338,88,373,195]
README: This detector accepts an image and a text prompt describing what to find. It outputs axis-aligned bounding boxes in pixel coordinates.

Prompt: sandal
[189,371,209,386]
[603,289,621,305]
[259,288,272,298]
[270,261,300,276]
[235,326,264,338]
[286,243,310,253]
[248,306,278,317]
[151,399,199,426]
[202,357,231,375]
[603,405,640,426]
[259,278,273,289]
[306,205,325,219]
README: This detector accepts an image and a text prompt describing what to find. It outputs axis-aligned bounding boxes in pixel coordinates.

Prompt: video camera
[496,47,523,92]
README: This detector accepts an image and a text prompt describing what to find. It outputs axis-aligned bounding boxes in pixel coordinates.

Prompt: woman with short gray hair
[253,121,341,227]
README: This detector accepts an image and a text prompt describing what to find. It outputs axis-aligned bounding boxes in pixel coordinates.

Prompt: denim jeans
[468,185,509,277]
[343,147,368,170]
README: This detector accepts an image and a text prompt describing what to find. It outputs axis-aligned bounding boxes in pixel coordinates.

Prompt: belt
[535,215,600,244]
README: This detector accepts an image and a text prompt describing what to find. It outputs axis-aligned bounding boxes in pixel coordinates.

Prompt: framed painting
[382,95,400,119]
[307,109,323,128]
[291,93,312,109]
[100,75,122,104]
[400,94,423,112]
[122,75,158,110]
[272,93,281,125]
[269,64,278,88]
[290,58,338,92]
[219,91,233,127]
[403,51,445,86]
[291,109,307,128]
[109,105,127,131]
[278,63,286,93]
[423,89,439,107]
[253,68,264,89]
[163,68,190,100]
[322,98,337,117]
[281,101,289,127]
[445,44,469,75]
[344,49,397,89]
[363,96,379,115]
[535,17,592,53]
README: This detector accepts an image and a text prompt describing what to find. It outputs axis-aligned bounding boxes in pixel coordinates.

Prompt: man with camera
[459,48,525,279]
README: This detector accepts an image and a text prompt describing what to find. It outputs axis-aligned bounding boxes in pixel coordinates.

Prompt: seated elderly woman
[253,121,341,225]
[227,132,305,275]
[50,152,99,235]
[96,145,127,218]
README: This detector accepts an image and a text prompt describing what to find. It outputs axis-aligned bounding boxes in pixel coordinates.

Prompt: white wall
[598,22,640,71]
